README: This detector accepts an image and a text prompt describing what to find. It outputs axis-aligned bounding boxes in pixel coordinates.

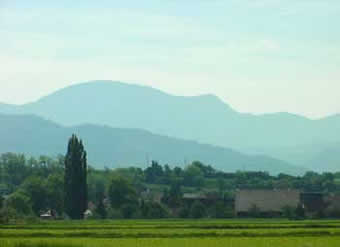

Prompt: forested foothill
[1,144,340,223]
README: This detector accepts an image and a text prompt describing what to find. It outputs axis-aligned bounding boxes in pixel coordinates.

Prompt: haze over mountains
[0,114,304,175]
[0,80,339,172]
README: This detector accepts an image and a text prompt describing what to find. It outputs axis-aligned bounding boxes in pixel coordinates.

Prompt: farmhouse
[235,189,300,216]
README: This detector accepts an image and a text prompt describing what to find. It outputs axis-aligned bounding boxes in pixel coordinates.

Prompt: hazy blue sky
[1,0,339,118]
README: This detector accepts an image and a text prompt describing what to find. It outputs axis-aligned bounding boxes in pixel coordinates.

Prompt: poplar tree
[64,135,88,219]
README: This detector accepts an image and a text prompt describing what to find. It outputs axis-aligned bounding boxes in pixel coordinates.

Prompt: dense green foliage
[1,152,340,221]
[108,176,136,209]
[64,135,88,219]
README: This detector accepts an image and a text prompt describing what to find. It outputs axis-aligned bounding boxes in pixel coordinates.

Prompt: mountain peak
[65,80,170,95]
[189,93,234,112]
[34,80,235,113]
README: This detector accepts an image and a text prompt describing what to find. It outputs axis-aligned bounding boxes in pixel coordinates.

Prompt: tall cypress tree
[64,135,88,219]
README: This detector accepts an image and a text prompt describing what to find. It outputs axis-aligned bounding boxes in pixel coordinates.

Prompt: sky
[1,0,339,119]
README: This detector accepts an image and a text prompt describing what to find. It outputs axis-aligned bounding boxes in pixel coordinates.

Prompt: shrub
[282,205,296,219]
[0,196,4,209]
[7,192,33,216]
[107,207,123,219]
[295,203,306,219]
[0,208,9,224]
[190,201,206,219]
[121,203,138,219]
[209,202,234,218]
[248,204,261,218]
[147,202,169,219]
[95,200,107,219]
[178,206,190,218]
[325,208,340,218]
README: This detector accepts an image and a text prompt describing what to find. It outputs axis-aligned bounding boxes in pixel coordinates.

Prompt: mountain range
[0,114,305,175]
[0,80,339,172]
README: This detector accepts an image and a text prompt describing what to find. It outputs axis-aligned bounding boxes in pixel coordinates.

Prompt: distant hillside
[0,80,339,171]
[304,144,340,172]
[0,114,305,175]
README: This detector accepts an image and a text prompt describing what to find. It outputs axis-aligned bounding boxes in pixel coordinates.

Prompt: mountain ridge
[3,80,338,120]
[0,113,306,175]
[0,80,339,172]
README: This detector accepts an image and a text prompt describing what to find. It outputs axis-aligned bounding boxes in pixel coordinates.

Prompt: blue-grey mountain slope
[0,113,305,175]
[0,81,339,171]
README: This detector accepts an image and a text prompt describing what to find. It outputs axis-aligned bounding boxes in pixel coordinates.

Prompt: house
[84,209,93,219]
[40,210,54,220]
[235,189,300,216]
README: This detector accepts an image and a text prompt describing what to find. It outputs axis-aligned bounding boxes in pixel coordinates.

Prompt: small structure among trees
[182,192,220,205]
[40,210,55,220]
[235,189,300,217]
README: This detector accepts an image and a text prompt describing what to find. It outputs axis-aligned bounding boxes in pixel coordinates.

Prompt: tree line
[1,135,340,222]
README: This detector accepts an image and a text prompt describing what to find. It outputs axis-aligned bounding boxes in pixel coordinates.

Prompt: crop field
[1,219,340,247]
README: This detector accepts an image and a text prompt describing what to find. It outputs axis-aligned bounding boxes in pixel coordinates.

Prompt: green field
[1,219,340,247]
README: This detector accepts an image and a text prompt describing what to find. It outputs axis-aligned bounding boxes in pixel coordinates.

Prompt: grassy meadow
[1,219,340,247]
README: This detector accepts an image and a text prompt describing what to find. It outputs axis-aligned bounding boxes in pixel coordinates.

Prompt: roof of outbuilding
[235,189,300,213]
[183,193,207,199]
